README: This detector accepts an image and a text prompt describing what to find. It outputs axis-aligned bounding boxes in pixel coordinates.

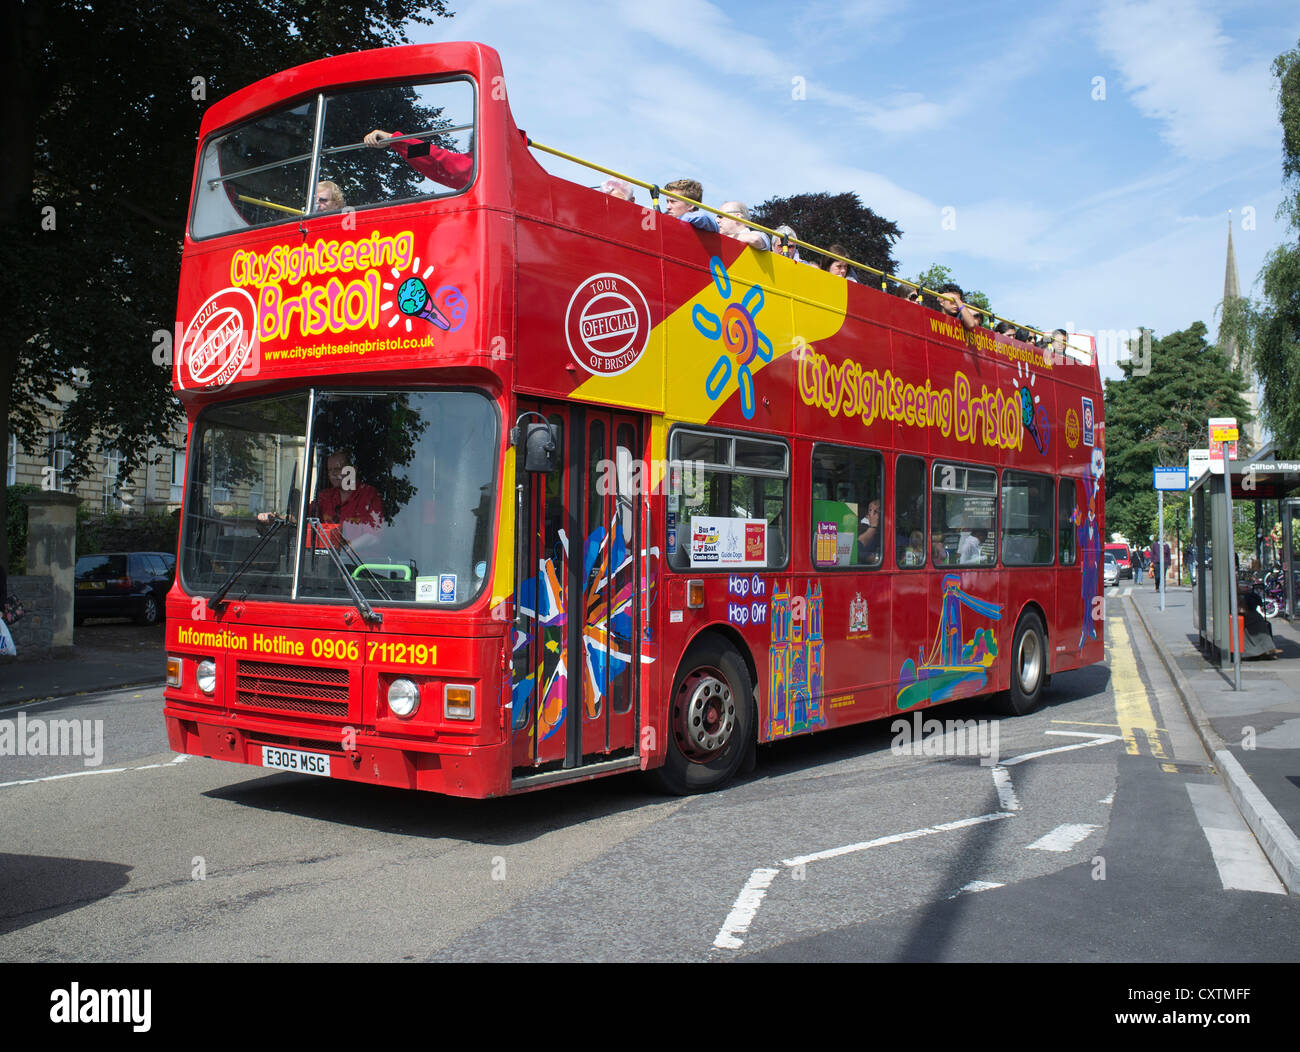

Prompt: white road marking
[782,812,1013,868]
[1099,792,1114,805]
[1000,733,1120,767]
[0,753,190,790]
[1025,823,1099,852]
[713,868,780,950]
[712,729,1120,951]
[948,880,1004,899]
[1184,783,1285,895]
[991,766,1020,812]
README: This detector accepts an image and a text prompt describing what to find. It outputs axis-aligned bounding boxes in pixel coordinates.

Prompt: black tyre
[655,638,755,795]
[136,595,161,626]
[1000,612,1047,716]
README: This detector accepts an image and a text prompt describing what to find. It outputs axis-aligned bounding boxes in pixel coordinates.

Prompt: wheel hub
[1018,630,1041,692]
[674,670,736,761]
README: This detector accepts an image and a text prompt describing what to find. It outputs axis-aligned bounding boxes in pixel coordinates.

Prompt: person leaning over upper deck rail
[662,179,718,232]
[937,283,981,331]
[718,201,771,250]
[363,129,473,190]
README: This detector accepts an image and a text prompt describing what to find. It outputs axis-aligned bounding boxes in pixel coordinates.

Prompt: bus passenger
[825,243,859,282]
[1050,328,1069,361]
[931,531,950,565]
[315,180,345,211]
[938,283,980,331]
[363,129,473,190]
[902,530,926,566]
[601,178,636,202]
[662,179,718,232]
[772,224,803,262]
[958,526,987,564]
[857,499,882,563]
[718,201,771,250]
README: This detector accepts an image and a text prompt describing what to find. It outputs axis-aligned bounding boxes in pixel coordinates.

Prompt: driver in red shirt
[310,451,384,542]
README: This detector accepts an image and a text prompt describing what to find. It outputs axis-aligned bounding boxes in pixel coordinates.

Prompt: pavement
[0,620,165,707]
[2,590,1298,896]
[1127,582,1300,894]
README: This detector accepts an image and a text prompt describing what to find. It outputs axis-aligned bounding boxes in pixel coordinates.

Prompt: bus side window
[1058,479,1077,565]
[810,444,882,568]
[895,455,927,568]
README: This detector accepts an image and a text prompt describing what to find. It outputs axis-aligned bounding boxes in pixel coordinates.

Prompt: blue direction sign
[1153,467,1189,491]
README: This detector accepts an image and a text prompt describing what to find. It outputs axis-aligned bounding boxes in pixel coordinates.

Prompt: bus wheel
[1002,613,1046,716]
[655,639,754,795]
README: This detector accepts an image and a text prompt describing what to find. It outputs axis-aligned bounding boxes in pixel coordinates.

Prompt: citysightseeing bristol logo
[565,273,651,376]
[177,287,259,389]
[692,256,772,420]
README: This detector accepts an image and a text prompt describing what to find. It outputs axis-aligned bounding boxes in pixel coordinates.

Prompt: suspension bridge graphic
[896,573,1003,710]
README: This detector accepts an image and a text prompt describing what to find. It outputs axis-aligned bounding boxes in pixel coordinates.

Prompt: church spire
[1221,212,1242,370]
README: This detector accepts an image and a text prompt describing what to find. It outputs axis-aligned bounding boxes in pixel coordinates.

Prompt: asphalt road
[2,597,1297,963]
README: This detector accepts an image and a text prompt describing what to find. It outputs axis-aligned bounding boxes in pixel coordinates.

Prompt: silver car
[1103,552,1119,587]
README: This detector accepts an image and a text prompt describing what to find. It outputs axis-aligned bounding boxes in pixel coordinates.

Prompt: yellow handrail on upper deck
[526,139,1057,347]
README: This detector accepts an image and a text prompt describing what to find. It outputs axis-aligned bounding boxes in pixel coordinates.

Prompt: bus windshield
[180,389,499,607]
[191,77,476,239]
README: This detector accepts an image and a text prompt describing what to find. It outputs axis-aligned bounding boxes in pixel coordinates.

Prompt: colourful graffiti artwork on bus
[1074,448,1105,650]
[768,580,825,740]
[896,574,1003,711]
[692,255,774,420]
[510,513,655,738]
[1012,361,1050,455]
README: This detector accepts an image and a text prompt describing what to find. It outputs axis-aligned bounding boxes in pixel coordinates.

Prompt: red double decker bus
[163,41,1105,797]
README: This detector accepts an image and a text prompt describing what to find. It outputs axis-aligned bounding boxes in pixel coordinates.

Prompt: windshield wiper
[307,518,384,626]
[208,518,284,614]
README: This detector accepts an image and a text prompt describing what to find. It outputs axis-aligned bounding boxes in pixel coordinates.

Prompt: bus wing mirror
[523,422,559,473]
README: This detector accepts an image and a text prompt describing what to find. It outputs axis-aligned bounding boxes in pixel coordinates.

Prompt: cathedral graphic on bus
[768,581,825,740]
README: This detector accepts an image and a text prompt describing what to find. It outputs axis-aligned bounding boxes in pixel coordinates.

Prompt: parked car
[1103,552,1119,587]
[74,552,175,626]
[1104,542,1133,579]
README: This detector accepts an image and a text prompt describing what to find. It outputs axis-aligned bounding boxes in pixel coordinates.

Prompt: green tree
[0,0,453,591]
[1219,38,1300,452]
[749,191,901,281]
[1103,322,1253,547]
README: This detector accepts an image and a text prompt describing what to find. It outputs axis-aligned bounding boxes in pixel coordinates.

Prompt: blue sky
[414,0,1297,380]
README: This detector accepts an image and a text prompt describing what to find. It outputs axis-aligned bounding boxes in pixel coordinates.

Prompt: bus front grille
[235,660,351,719]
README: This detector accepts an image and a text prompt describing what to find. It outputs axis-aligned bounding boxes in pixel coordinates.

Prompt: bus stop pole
[1224,468,1241,691]
[1158,489,1165,611]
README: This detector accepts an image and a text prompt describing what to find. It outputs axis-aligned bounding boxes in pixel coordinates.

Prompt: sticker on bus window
[416,577,439,602]
[814,521,839,567]
[438,574,457,602]
[689,516,766,568]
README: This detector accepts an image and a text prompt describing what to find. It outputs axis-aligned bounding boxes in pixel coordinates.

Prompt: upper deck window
[192,78,476,240]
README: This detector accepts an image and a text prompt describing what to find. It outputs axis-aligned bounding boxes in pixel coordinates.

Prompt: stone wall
[3,575,54,657]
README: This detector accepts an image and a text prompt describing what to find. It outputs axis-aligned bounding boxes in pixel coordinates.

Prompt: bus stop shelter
[1188,443,1300,667]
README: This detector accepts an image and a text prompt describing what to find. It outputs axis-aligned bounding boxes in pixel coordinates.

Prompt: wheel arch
[682,622,758,690]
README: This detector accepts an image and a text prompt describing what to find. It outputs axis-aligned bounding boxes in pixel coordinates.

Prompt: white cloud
[1094,0,1277,160]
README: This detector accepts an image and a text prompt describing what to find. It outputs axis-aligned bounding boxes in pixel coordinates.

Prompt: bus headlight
[196,659,216,695]
[388,678,419,718]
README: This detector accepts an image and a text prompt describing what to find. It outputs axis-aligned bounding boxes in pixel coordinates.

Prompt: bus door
[511,402,645,782]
